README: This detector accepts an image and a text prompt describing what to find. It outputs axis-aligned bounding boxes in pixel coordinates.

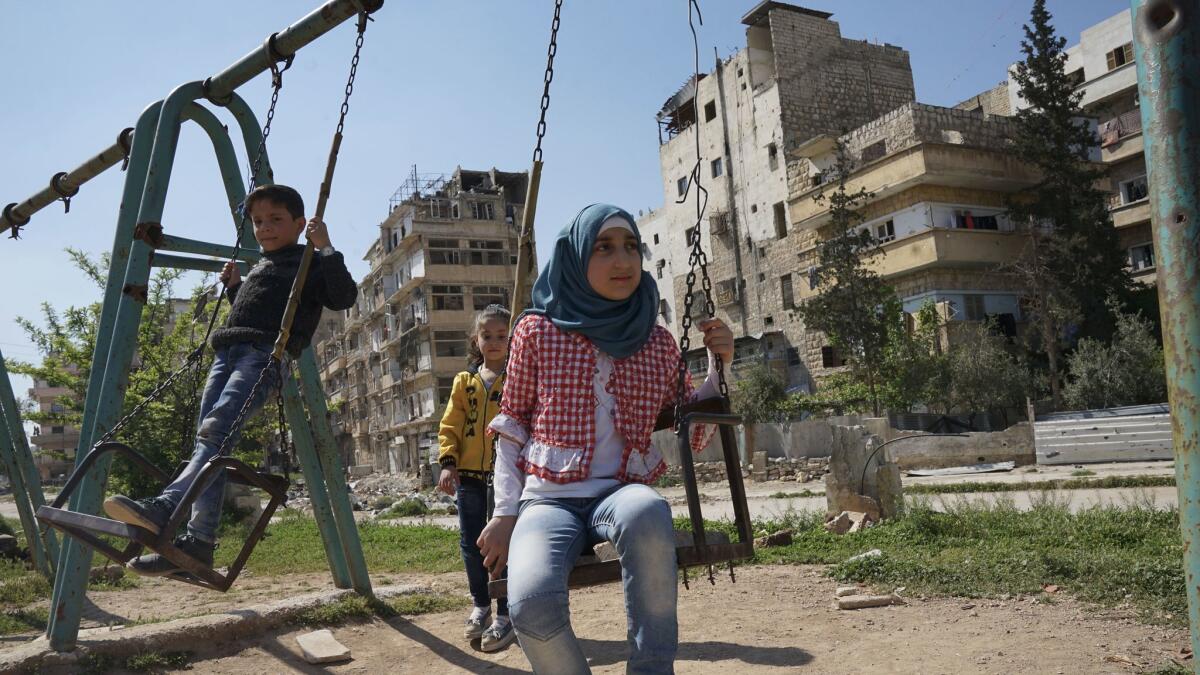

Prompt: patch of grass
[292,591,466,627]
[0,561,51,607]
[1071,469,1097,477]
[0,607,48,636]
[384,498,430,518]
[905,474,1174,495]
[1144,662,1192,675]
[0,515,16,537]
[215,511,459,576]
[768,490,822,499]
[124,650,193,672]
[655,474,683,489]
[679,496,1187,627]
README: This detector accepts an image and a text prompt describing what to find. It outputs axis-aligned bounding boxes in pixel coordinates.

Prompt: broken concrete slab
[824,425,902,520]
[296,629,352,664]
[906,461,1016,477]
[836,593,906,610]
[754,529,794,548]
[835,586,859,597]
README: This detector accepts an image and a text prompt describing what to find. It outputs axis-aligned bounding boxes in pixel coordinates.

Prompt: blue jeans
[160,342,279,543]
[507,483,678,675]
[457,476,508,615]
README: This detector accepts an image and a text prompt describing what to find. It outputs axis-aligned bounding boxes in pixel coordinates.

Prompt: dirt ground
[110,565,1191,675]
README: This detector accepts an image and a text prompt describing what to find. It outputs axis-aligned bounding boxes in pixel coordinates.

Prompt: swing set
[0,0,753,653]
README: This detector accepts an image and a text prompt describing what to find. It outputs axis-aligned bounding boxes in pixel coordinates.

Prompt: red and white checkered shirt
[493,313,713,484]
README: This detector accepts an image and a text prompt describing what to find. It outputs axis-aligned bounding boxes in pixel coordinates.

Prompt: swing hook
[3,203,29,240]
[50,172,80,214]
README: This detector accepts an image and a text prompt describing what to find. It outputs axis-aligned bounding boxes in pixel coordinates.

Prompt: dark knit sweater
[211,244,357,357]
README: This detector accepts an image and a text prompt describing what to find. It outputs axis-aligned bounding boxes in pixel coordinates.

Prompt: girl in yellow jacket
[437,303,514,652]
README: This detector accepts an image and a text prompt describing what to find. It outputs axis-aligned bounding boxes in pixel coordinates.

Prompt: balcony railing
[1100,109,1142,147]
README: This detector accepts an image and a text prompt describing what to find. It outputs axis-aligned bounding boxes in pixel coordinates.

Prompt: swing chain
[337,13,371,137]
[674,0,727,432]
[532,0,563,164]
[96,345,208,446]
[275,382,293,488]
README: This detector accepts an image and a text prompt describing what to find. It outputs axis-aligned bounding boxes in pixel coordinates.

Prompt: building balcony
[387,274,425,305]
[325,353,346,375]
[1099,110,1143,164]
[1111,198,1151,229]
[790,144,1041,230]
[798,228,1028,300]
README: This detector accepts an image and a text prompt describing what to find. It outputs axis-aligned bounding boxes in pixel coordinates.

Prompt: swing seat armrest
[51,442,173,509]
[653,397,732,432]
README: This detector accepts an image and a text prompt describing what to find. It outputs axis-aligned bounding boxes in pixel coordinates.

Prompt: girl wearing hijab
[477,203,735,673]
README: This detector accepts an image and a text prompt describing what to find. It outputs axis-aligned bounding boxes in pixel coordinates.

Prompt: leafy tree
[798,140,895,416]
[1006,0,1133,409]
[939,320,1034,423]
[875,299,948,412]
[731,363,789,424]
[1063,302,1166,410]
[11,251,273,498]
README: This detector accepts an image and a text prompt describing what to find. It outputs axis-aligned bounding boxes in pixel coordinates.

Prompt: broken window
[767,143,779,171]
[780,273,795,309]
[874,219,896,243]
[773,202,787,239]
[656,259,666,280]
[1128,242,1155,271]
[434,330,468,358]
[677,176,688,198]
[429,198,459,219]
[653,233,660,245]
[428,238,461,265]
[472,285,509,310]
[963,294,986,321]
[711,157,723,178]
[1121,175,1149,204]
[437,376,455,405]
[431,285,464,311]
[821,345,845,368]
[1106,42,1133,71]
[704,100,717,122]
[468,240,506,265]
[469,201,495,220]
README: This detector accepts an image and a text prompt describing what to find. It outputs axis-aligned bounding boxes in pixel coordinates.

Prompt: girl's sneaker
[480,617,517,652]
[463,607,490,640]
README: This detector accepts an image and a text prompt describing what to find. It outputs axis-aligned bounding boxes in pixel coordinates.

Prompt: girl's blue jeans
[507,483,678,675]
[160,342,279,543]
[457,476,508,615]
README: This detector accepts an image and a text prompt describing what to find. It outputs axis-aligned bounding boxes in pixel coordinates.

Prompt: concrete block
[295,629,351,664]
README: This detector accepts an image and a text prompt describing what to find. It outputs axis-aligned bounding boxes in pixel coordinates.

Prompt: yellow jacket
[437,366,505,478]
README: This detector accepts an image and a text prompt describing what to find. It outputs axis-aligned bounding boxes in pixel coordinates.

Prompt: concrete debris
[824,510,875,535]
[845,549,883,564]
[295,628,352,664]
[754,529,794,548]
[835,586,860,597]
[836,592,905,610]
[89,564,125,585]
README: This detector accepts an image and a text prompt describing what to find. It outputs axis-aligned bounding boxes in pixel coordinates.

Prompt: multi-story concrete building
[317,167,528,474]
[27,374,80,481]
[787,102,1041,376]
[639,1,916,388]
[957,8,1153,286]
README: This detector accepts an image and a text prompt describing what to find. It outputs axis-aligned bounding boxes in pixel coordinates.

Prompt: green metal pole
[46,101,162,648]
[151,254,250,275]
[297,352,372,595]
[279,373,353,588]
[0,351,54,576]
[50,81,204,649]
[1130,0,1200,658]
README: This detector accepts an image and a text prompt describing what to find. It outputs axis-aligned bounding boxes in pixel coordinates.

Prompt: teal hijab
[526,203,659,359]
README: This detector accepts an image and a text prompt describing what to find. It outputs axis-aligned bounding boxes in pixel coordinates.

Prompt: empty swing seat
[489,397,752,598]
[36,441,288,591]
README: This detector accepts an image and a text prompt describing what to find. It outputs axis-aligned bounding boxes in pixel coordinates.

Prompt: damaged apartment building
[639,1,915,391]
[316,167,528,474]
[640,1,1090,391]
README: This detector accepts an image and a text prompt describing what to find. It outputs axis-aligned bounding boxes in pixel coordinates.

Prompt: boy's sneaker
[480,617,517,652]
[463,608,491,640]
[127,534,214,577]
[103,495,174,535]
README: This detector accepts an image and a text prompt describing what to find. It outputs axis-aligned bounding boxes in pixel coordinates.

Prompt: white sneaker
[464,609,491,640]
[480,618,517,652]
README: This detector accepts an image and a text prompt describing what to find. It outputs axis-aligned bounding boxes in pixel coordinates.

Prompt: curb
[0,584,430,674]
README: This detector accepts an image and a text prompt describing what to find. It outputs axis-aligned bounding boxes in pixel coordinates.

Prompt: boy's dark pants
[457,475,508,615]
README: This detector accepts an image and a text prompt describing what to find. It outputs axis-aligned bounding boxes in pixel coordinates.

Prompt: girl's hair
[466,304,512,366]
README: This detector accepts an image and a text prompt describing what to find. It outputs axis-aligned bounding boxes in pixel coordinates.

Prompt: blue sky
[0,0,1128,401]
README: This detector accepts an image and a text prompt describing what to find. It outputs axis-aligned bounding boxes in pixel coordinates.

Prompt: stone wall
[954,81,1012,117]
[881,423,1036,470]
[837,102,1019,166]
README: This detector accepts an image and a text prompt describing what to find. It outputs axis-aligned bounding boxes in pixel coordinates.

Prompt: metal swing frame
[4,0,382,651]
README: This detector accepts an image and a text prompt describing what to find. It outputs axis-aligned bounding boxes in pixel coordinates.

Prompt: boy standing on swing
[103,184,358,576]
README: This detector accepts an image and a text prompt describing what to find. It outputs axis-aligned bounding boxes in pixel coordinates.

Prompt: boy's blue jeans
[160,343,279,543]
[506,483,678,675]
[457,476,508,615]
